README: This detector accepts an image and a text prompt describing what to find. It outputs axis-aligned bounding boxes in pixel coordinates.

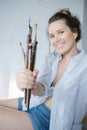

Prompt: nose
[54,34,60,44]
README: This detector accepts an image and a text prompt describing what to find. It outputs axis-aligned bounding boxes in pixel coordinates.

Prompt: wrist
[31,82,45,96]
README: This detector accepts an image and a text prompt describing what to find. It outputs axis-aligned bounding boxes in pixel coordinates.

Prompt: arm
[31,82,45,96]
[0,98,18,110]
[16,52,53,97]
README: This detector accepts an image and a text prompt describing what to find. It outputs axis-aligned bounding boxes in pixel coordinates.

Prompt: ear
[73,28,78,40]
[73,32,78,40]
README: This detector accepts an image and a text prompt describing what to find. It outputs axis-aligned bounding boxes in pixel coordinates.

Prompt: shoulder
[81,50,87,66]
[76,49,87,66]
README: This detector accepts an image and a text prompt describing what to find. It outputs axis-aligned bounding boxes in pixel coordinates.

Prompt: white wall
[0,0,84,98]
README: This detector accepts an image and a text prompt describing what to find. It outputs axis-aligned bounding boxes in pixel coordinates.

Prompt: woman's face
[48,20,78,56]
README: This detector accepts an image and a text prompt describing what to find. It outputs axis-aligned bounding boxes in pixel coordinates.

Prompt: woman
[0,9,87,130]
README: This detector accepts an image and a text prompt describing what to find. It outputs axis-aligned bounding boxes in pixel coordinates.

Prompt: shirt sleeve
[36,53,52,92]
[73,68,87,124]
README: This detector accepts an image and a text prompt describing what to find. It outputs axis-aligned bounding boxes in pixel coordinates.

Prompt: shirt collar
[71,49,86,62]
[54,49,86,63]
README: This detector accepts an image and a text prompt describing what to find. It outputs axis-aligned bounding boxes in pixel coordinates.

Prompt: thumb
[33,69,39,77]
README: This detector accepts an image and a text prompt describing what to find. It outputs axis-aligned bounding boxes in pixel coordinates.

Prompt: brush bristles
[34,24,38,31]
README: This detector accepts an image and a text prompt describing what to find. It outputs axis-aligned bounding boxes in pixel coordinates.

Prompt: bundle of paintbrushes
[19,19,38,110]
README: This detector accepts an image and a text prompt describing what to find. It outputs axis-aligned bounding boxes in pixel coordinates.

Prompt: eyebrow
[48,28,65,35]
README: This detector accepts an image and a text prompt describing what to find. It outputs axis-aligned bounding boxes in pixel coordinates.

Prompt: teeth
[57,43,64,48]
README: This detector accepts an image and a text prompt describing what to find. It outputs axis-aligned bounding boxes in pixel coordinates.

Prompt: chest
[51,60,69,86]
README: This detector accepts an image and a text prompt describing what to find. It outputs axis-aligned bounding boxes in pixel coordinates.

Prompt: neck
[62,47,78,62]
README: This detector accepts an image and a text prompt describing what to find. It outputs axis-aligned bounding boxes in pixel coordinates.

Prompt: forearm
[31,82,45,96]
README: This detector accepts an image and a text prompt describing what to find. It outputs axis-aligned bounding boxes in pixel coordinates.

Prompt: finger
[16,70,33,81]
[16,77,35,86]
[16,68,33,77]
[16,80,35,89]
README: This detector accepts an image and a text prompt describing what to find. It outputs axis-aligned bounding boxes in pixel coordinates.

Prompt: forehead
[48,19,69,33]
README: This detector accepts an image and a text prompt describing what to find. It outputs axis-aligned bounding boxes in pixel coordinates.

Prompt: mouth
[56,42,65,49]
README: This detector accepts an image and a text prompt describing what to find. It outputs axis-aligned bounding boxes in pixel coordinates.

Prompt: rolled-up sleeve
[36,53,52,93]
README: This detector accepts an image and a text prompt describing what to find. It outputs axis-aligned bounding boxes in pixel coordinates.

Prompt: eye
[59,31,64,35]
[49,35,55,39]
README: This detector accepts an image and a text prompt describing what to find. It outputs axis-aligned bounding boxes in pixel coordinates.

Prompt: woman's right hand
[16,68,39,91]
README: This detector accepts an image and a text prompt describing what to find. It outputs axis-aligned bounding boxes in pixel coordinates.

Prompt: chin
[56,49,64,55]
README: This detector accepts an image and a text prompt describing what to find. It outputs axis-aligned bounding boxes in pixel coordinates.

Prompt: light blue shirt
[31,49,87,130]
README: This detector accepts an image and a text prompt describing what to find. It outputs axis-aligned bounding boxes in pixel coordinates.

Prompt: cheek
[49,39,54,46]
[65,33,74,42]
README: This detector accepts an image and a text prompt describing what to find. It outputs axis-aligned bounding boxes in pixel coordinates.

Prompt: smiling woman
[0,8,87,130]
[48,20,78,57]
[48,9,81,57]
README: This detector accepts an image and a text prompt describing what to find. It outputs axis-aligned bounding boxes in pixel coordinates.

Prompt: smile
[56,42,65,49]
